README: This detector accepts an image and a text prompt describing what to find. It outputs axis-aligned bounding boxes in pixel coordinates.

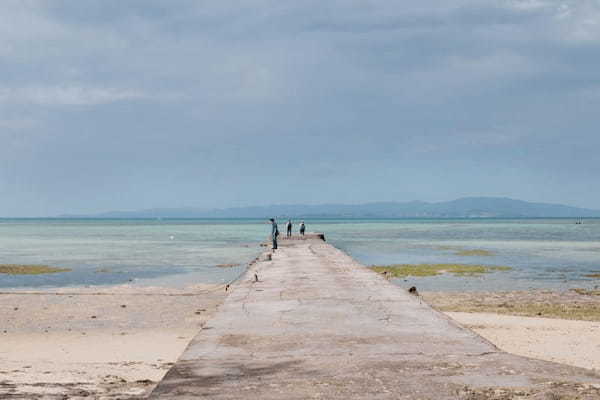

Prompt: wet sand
[0,284,227,399]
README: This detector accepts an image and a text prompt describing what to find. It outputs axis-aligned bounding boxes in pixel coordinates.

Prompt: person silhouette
[299,221,305,236]
[270,218,279,250]
[286,219,292,237]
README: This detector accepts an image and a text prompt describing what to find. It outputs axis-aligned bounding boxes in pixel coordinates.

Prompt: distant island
[60,197,600,219]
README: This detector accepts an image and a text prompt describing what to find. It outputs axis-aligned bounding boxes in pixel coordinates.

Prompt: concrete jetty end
[151,235,600,399]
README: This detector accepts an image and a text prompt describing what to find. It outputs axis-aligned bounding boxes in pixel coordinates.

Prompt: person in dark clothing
[286,219,292,237]
[299,221,305,236]
[270,218,279,250]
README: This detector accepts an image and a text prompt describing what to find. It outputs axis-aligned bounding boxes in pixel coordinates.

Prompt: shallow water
[316,219,600,292]
[0,219,265,288]
[1,218,599,291]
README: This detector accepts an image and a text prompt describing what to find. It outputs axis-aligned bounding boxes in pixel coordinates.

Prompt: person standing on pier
[270,218,279,250]
[286,219,292,237]
[299,221,305,236]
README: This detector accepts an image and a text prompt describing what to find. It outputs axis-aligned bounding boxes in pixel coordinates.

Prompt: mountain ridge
[59,197,600,219]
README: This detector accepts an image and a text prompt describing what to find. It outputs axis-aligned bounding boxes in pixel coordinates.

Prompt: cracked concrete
[151,236,600,399]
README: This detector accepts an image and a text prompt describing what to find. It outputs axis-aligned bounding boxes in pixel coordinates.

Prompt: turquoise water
[0,219,265,288]
[1,218,599,291]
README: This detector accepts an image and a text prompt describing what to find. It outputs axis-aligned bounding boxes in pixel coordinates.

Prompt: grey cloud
[1,0,599,215]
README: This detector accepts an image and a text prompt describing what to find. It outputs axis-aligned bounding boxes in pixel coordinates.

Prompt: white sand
[3,284,599,398]
[0,330,196,398]
[447,312,600,371]
[0,284,226,399]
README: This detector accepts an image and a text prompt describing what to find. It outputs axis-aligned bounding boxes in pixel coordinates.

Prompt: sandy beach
[0,284,227,399]
[422,289,600,372]
[2,282,600,398]
[446,311,600,371]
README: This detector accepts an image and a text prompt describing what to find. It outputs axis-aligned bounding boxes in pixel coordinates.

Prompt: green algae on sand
[423,290,600,321]
[455,249,495,257]
[572,288,600,296]
[0,264,71,275]
[370,263,511,278]
[216,263,240,268]
[435,246,495,257]
[442,298,600,321]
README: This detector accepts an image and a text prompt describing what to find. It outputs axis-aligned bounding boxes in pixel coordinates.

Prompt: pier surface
[151,236,599,399]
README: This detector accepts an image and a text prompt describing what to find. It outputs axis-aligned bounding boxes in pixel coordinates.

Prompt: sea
[1,218,599,292]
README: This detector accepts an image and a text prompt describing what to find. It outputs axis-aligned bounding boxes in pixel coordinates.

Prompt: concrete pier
[151,236,600,399]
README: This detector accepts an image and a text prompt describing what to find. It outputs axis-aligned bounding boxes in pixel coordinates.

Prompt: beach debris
[225,284,230,291]
[91,315,97,319]
[408,286,418,295]
[120,304,126,308]
[104,374,127,384]
[254,273,259,282]
[380,270,391,280]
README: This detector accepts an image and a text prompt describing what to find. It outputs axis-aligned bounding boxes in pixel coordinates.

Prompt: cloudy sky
[1,0,600,216]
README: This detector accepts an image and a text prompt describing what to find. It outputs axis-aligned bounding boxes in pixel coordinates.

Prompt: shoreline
[2,265,599,397]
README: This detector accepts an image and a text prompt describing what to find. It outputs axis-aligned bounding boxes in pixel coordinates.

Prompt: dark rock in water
[408,286,418,295]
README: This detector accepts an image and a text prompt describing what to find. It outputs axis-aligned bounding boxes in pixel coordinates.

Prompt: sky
[1,0,600,216]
